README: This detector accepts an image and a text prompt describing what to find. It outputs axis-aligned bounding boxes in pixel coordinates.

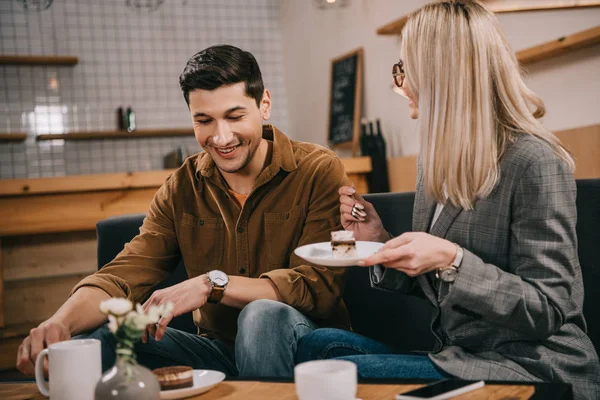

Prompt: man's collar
[195,124,297,180]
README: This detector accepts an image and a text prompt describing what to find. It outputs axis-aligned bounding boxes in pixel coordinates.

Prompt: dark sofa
[97,179,600,355]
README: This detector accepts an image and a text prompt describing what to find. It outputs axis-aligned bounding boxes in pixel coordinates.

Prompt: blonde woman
[295,1,600,399]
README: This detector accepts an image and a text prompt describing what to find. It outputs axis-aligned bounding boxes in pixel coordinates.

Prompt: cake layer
[332,243,357,258]
[153,366,194,391]
[331,230,355,242]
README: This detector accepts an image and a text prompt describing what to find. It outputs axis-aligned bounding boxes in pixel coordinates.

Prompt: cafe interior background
[0,0,598,376]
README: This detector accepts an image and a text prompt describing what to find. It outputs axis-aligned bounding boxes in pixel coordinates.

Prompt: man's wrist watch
[206,270,229,304]
[436,243,464,283]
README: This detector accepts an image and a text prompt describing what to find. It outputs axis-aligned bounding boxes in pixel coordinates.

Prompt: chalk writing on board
[329,53,359,145]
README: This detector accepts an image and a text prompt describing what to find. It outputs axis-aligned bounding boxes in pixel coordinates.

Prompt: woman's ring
[352,203,364,220]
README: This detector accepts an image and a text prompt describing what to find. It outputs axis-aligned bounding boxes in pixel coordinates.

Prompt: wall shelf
[376,1,600,35]
[376,15,409,35]
[36,128,194,141]
[516,25,600,65]
[481,0,600,13]
[0,55,78,66]
[0,133,27,142]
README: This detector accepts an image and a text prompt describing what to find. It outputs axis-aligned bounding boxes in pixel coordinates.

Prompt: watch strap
[436,244,463,282]
[207,284,225,304]
[452,243,464,269]
[206,273,227,304]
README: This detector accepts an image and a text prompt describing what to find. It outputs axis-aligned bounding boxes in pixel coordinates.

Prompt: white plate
[294,241,384,267]
[159,369,226,400]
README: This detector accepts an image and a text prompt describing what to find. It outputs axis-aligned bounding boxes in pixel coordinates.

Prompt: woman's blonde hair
[400,0,574,209]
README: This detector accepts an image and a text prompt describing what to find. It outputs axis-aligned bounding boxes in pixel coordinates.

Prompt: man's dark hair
[179,45,264,107]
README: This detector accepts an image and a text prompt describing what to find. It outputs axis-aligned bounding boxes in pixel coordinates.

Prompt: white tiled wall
[0,0,289,179]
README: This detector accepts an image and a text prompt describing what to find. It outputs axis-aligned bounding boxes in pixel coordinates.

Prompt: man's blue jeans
[78,299,318,377]
[296,328,449,379]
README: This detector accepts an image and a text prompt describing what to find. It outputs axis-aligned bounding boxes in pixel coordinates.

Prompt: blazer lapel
[413,199,436,233]
[412,166,436,233]
[412,173,439,304]
[429,201,463,239]
[412,173,463,304]
[415,202,463,305]
[417,274,438,304]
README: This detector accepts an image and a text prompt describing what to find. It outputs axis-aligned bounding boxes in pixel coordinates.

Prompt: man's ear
[260,89,272,121]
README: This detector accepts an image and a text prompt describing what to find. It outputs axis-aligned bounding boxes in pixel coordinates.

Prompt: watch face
[440,267,457,283]
[208,270,228,287]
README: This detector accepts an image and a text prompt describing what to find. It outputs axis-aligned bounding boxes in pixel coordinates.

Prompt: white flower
[145,305,162,323]
[107,315,118,333]
[128,303,174,330]
[100,298,133,316]
[126,310,150,330]
[100,299,174,336]
[135,303,144,315]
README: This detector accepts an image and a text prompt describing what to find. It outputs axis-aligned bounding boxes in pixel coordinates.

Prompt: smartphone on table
[396,379,485,400]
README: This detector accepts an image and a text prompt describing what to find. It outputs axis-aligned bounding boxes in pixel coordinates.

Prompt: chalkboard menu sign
[328,48,363,155]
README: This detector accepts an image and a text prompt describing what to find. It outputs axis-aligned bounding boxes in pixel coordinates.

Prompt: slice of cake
[152,366,193,390]
[331,230,357,258]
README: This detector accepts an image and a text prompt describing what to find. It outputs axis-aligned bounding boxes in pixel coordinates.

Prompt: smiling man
[16,45,351,378]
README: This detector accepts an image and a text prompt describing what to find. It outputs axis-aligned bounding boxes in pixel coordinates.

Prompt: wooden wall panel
[342,156,372,175]
[385,125,600,193]
[3,232,97,282]
[4,274,87,326]
[0,241,4,328]
[387,155,418,193]
[0,337,22,370]
[0,188,158,236]
[0,170,173,196]
[555,124,600,179]
[348,174,369,195]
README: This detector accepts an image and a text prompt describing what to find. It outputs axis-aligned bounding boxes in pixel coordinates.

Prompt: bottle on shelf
[117,107,126,131]
[372,118,390,193]
[375,119,387,159]
[368,120,375,139]
[362,118,390,193]
[359,117,371,157]
[126,107,136,133]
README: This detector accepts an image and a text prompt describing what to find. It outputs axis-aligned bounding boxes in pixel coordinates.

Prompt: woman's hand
[358,232,457,277]
[339,186,389,242]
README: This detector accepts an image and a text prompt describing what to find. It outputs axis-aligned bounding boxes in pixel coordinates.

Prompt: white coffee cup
[35,338,102,400]
[295,359,357,400]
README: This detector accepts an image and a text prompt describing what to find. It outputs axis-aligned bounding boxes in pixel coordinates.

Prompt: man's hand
[142,274,212,342]
[16,320,71,376]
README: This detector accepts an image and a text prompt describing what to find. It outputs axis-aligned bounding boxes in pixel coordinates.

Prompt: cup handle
[35,348,50,397]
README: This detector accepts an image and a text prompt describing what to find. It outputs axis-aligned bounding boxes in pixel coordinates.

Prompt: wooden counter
[0,157,371,237]
[0,157,371,369]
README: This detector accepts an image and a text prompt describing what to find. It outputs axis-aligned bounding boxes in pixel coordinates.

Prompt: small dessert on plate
[331,230,357,258]
[153,366,193,391]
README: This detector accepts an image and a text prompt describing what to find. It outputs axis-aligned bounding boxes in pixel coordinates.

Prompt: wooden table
[0,380,540,400]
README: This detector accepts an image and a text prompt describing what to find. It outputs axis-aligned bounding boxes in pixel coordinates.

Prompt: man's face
[189,83,271,174]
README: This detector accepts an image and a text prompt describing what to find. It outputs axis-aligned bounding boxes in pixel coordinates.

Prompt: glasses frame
[392,60,405,88]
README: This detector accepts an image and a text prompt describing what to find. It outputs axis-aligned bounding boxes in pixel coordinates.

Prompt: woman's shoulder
[500,134,568,178]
